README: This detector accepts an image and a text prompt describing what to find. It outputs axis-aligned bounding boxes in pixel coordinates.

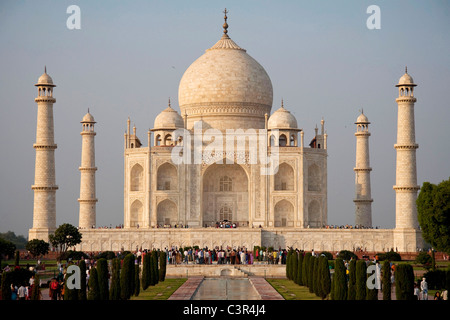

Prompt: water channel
[192,278,261,300]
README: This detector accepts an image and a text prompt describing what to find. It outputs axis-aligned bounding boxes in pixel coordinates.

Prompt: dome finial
[44,65,47,74]
[405,66,408,74]
[281,98,284,108]
[168,97,171,107]
[223,8,229,35]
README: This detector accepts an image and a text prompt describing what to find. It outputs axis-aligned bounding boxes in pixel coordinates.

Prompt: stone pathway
[249,277,284,300]
[167,276,204,300]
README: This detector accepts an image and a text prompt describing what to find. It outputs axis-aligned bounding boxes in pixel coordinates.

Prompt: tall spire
[405,65,408,74]
[44,65,47,74]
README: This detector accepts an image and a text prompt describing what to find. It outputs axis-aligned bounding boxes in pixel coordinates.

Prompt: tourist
[17,283,27,300]
[434,291,442,300]
[10,283,18,300]
[414,283,420,300]
[420,277,428,300]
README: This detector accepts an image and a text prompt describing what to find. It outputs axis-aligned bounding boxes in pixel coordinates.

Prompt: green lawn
[131,278,187,300]
[266,279,322,300]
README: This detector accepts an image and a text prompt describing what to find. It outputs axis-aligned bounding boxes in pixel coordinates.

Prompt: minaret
[78,110,98,229]
[394,68,419,230]
[354,111,373,227]
[29,68,58,242]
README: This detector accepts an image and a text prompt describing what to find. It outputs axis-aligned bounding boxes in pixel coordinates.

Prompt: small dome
[153,105,184,130]
[355,112,369,124]
[35,70,55,87]
[396,68,416,87]
[81,112,95,123]
[268,104,298,130]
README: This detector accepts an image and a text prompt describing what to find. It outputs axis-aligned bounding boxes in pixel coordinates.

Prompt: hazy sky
[1,0,449,238]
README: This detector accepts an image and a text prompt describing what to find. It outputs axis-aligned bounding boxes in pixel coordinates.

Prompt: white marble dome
[35,71,55,87]
[268,104,298,130]
[356,112,369,124]
[153,105,184,130]
[81,112,95,123]
[178,32,273,129]
[396,71,416,87]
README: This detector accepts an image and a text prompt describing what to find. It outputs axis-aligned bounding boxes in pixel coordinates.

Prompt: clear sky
[0,0,449,238]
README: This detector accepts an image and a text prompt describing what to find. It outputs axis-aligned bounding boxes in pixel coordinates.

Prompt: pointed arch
[274,199,294,227]
[157,162,178,190]
[157,199,177,226]
[130,164,144,191]
[130,199,144,228]
[274,162,294,191]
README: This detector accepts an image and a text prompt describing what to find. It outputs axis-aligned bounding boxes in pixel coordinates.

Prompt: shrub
[376,250,401,262]
[318,256,331,299]
[366,262,378,300]
[320,251,333,261]
[415,252,432,270]
[142,252,151,289]
[313,257,320,296]
[337,250,357,261]
[61,250,88,261]
[395,264,415,300]
[134,264,140,296]
[87,267,100,300]
[297,252,304,286]
[332,258,348,300]
[292,251,298,284]
[347,259,357,300]
[355,260,367,300]
[109,258,121,300]
[78,260,87,300]
[308,256,316,293]
[96,258,109,300]
[422,270,447,290]
[151,250,159,285]
[382,260,391,300]
[95,251,116,260]
[120,254,134,300]
[302,253,311,287]
[159,251,167,282]
[286,250,292,280]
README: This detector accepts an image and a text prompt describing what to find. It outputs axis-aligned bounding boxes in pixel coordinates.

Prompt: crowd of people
[164,246,287,265]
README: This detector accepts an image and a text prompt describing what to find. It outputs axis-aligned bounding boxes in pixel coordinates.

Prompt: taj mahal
[28,11,424,253]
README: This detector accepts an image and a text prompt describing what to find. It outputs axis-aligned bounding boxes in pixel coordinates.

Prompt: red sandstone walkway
[249,277,284,300]
[168,276,204,300]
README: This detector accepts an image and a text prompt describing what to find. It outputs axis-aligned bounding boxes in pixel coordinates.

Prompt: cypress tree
[109,258,121,300]
[130,255,136,295]
[134,264,140,296]
[395,264,415,300]
[332,258,348,300]
[297,252,304,286]
[159,251,167,282]
[292,251,298,284]
[347,259,357,300]
[313,257,320,296]
[141,252,150,290]
[120,254,133,300]
[382,260,391,300]
[319,256,331,299]
[309,256,316,293]
[302,253,311,287]
[1,271,12,300]
[366,262,378,300]
[96,258,109,300]
[355,260,367,300]
[78,260,87,300]
[286,250,292,280]
[87,267,100,300]
[151,250,159,285]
